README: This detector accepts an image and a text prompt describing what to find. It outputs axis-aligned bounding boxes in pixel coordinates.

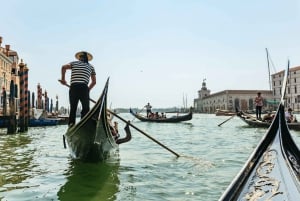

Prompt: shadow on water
[57,158,120,201]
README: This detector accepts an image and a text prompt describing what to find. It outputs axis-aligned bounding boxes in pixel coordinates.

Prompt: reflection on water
[57,157,120,201]
[0,132,35,193]
[1,114,300,200]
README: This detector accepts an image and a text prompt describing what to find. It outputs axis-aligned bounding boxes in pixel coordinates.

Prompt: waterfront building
[194,65,300,113]
[193,79,274,113]
[272,66,300,112]
[0,36,20,115]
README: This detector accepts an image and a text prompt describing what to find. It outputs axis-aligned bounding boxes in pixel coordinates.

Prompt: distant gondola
[129,108,193,123]
[64,78,131,162]
[219,62,300,200]
[236,109,300,131]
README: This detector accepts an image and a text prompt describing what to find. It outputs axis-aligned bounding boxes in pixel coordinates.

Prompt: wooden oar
[131,106,145,121]
[59,80,180,157]
[218,115,235,127]
[108,109,180,157]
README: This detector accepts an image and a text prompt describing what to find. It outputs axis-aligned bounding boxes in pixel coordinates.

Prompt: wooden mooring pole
[18,61,25,132]
[7,80,17,134]
[24,65,29,131]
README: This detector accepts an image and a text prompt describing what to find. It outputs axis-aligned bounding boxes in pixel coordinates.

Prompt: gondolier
[59,51,96,126]
[145,102,152,118]
[61,79,132,162]
[254,92,263,120]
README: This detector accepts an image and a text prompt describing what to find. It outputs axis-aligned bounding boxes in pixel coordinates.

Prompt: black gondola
[64,78,131,162]
[129,108,193,123]
[219,62,300,200]
[236,109,300,131]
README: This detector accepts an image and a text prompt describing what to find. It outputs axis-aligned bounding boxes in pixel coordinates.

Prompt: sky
[1,0,300,109]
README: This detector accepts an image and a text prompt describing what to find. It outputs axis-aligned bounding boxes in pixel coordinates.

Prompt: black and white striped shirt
[69,61,96,85]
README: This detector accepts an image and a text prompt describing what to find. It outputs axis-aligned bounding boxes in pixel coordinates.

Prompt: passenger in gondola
[145,102,152,118]
[285,108,297,123]
[262,112,274,123]
[154,112,160,119]
[161,112,166,118]
[148,112,155,119]
[110,121,120,140]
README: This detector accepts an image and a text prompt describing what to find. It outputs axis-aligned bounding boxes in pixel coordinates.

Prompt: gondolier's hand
[58,79,68,86]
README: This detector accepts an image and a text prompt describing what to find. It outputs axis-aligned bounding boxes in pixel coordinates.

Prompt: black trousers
[69,83,90,125]
[256,106,262,119]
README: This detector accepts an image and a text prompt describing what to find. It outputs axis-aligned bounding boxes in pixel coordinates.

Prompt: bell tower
[198,79,211,99]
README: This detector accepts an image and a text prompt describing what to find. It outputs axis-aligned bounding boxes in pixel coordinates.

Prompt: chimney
[5,44,10,56]
[0,37,2,47]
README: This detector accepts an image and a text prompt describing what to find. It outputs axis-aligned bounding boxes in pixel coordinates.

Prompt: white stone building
[272,66,300,112]
[194,66,300,113]
[193,79,274,113]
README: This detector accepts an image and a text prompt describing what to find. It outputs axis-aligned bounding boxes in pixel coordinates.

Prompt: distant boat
[129,108,193,123]
[28,118,60,127]
[236,109,300,131]
[215,109,235,116]
[0,116,61,128]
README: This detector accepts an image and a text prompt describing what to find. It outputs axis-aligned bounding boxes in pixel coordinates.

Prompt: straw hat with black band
[75,51,93,61]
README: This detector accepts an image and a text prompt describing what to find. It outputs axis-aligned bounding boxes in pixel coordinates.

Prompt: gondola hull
[129,108,192,123]
[64,79,118,162]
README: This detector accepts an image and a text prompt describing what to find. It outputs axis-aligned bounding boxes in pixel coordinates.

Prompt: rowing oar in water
[108,109,180,157]
[131,106,145,121]
[58,80,180,157]
[217,115,235,127]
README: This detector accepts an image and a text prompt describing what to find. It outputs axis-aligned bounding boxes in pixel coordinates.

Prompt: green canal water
[1,113,300,201]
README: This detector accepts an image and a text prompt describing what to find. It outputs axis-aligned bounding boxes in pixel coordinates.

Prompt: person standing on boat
[254,92,263,120]
[145,102,152,118]
[59,51,96,126]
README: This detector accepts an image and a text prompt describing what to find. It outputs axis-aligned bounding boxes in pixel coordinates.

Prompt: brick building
[0,36,20,115]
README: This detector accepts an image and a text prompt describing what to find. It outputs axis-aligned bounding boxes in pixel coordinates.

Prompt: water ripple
[0,114,299,200]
